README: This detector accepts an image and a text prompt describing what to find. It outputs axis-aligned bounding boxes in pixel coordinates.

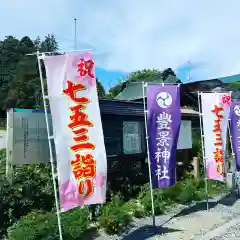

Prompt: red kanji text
[221,95,231,105]
[71,153,96,179]
[68,105,93,129]
[78,179,94,199]
[64,75,96,198]
[63,80,88,103]
[77,58,95,79]
[212,104,225,176]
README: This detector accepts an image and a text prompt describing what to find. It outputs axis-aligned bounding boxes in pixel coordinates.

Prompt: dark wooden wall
[101,114,146,161]
[101,113,199,161]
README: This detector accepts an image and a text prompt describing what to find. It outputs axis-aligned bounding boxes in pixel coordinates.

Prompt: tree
[0,149,54,236]
[107,68,174,99]
[40,34,58,52]
[0,34,58,111]
[230,81,240,87]
[0,36,20,112]
[96,78,106,98]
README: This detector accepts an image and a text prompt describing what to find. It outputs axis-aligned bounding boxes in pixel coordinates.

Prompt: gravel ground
[211,224,240,240]
[90,192,240,240]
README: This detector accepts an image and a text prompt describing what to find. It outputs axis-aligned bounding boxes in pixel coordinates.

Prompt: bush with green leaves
[0,149,54,236]
[122,199,146,218]
[176,178,205,204]
[208,179,229,196]
[138,176,228,216]
[7,208,90,240]
[139,189,169,215]
[99,194,132,235]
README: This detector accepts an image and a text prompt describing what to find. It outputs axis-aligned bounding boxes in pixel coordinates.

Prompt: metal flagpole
[5,109,13,183]
[74,18,77,50]
[187,60,191,82]
[6,109,9,178]
[227,120,235,171]
[197,91,209,211]
[37,50,63,240]
[142,81,156,226]
[228,119,239,195]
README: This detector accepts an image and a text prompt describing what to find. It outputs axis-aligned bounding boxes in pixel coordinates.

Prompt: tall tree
[0,36,20,112]
[96,78,106,98]
[40,34,58,52]
[0,34,58,111]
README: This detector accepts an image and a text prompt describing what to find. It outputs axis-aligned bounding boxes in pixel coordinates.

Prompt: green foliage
[0,35,58,111]
[208,180,229,196]
[122,199,145,218]
[141,191,168,215]
[96,78,106,98]
[189,130,204,176]
[230,81,240,87]
[107,160,148,202]
[0,35,106,111]
[137,176,228,217]
[99,194,132,234]
[176,178,205,204]
[189,131,202,160]
[7,208,90,240]
[138,185,170,215]
[0,149,54,236]
[108,69,164,99]
[132,208,146,218]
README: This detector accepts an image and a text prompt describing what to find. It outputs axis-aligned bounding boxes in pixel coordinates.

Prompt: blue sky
[96,68,128,90]
[2,0,240,91]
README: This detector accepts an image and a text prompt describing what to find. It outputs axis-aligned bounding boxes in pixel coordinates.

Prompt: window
[123,121,143,154]
[102,119,122,157]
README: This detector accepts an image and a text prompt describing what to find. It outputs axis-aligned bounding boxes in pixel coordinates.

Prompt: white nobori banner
[201,92,231,182]
[43,52,107,212]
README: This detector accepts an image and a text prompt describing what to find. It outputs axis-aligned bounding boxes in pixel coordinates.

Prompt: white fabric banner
[43,52,107,212]
[201,92,231,181]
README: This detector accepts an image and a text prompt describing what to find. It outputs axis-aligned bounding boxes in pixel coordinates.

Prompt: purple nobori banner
[147,84,181,188]
[230,100,240,171]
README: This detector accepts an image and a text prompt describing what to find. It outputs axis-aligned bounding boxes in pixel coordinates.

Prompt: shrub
[99,205,132,234]
[140,189,169,215]
[160,184,183,202]
[7,208,90,240]
[99,195,132,235]
[138,177,215,215]
[176,178,205,204]
[0,149,54,236]
[122,199,146,218]
[133,208,145,218]
[208,180,229,196]
[107,159,148,201]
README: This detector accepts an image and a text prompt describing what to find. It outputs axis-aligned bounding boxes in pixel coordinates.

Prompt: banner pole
[228,119,239,195]
[5,109,13,183]
[6,109,9,178]
[37,51,63,240]
[142,82,156,227]
[197,91,209,211]
[228,120,236,171]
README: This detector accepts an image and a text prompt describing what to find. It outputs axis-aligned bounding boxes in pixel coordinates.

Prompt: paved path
[202,220,240,240]
[156,194,240,240]
[94,193,240,240]
[0,130,6,149]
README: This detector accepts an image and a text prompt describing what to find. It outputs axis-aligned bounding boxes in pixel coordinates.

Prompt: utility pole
[187,60,191,82]
[74,18,77,50]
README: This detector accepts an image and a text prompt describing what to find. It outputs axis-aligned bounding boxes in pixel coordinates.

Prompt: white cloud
[2,0,240,80]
